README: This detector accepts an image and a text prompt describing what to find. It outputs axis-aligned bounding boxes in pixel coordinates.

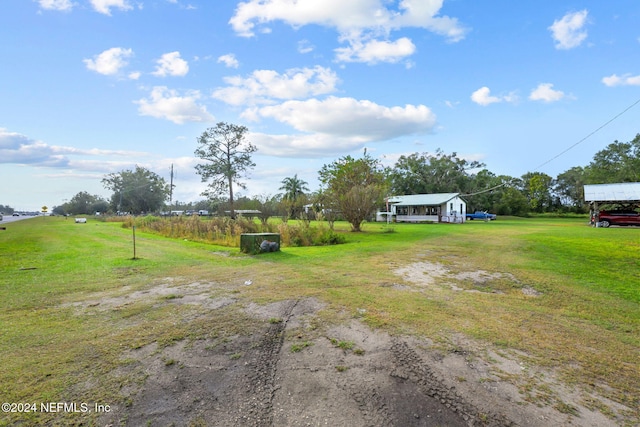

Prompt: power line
[462,182,509,197]
[462,95,640,197]
[532,95,640,172]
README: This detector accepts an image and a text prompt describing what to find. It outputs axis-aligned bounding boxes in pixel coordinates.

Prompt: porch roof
[388,193,461,206]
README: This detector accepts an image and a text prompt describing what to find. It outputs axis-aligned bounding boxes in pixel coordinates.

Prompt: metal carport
[584,182,640,225]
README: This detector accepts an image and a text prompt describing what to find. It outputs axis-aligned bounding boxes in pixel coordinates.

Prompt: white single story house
[382,193,467,223]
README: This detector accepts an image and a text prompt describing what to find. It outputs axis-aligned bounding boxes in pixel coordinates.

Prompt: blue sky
[1,0,639,211]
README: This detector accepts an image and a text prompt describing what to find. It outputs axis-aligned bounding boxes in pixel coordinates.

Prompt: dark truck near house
[466,211,497,221]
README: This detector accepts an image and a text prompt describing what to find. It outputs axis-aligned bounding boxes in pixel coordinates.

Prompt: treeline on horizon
[4,133,638,218]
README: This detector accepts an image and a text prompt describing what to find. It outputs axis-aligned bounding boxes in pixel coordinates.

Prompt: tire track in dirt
[390,338,515,426]
[341,381,397,426]
[104,298,525,426]
[234,300,299,426]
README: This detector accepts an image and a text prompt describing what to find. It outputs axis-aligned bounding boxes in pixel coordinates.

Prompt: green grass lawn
[0,215,638,425]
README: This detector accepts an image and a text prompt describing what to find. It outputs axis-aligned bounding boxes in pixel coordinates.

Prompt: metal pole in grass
[132,225,137,259]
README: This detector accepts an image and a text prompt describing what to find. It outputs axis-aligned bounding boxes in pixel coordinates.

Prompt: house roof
[388,193,462,206]
[583,183,640,202]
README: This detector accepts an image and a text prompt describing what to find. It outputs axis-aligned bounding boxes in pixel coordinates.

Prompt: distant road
[1,214,39,224]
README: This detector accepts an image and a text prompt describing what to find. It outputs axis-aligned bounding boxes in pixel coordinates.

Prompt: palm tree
[279,174,310,218]
[279,174,310,201]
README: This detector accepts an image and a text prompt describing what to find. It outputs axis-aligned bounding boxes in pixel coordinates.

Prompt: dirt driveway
[89,282,620,427]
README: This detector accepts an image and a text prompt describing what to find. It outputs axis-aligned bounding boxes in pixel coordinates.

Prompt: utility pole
[169,164,174,213]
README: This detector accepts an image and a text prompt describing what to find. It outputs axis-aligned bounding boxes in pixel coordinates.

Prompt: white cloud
[37,0,74,12]
[128,71,141,80]
[152,52,189,77]
[250,132,366,157]
[229,0,467,63]
[389,0,467,42]
[230,0,372,37]
[335,37,416,64]
[0,128,28,150]
[212,66,339,106]
[135,86,214,124]
[83,47,133,76]
[549,10,588,50]
[529,83,565,102]
[257,96,435,138]
[0,127,146,168]
[247,96,436,157]
[0,129,54,165]
[470,87,502,106]
[297,39,314,54]
[217,54,239,68]
[90,0,133,15]
[602,73,640,87]
[0,129,205,210]
[231,0,467,40]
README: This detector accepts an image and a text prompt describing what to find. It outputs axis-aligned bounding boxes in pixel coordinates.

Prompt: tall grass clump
[107,215,135,227]
[112,215,345,248]
[277,221,345,247]
[132,215,257,246]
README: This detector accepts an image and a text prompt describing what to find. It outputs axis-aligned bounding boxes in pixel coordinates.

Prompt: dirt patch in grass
[66,280,238,312]
[394,260,542,296]
[92,287,624,427]
[389,261,635,426]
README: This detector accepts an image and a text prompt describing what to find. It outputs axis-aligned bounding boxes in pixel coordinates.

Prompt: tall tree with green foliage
[554,166,588,212]
[194,122,257,219]
[389,149,485,195]
[585,134,640,183]
[319,150,387,232]
[522,172,554,213]
[102,166,170,214]
[494,184,530,216]
[62,191,109,215]
[464,170,520,213]
[279,174,309,201]
[279,174,310,219]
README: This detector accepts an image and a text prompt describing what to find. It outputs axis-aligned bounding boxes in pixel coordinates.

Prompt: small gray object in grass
[260,240,279,252]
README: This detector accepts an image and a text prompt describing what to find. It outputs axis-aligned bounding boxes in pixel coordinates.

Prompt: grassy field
[0,215,638,425]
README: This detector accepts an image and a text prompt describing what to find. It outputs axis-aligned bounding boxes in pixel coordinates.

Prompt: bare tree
[194,122,257,219]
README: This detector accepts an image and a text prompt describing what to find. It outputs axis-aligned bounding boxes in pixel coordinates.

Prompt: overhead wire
[461,95,640,197]
[531,96,640,172]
